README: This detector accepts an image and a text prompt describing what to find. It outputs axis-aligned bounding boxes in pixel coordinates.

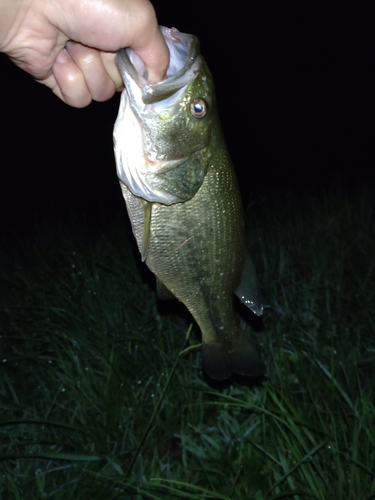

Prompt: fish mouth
[116,27,202,105]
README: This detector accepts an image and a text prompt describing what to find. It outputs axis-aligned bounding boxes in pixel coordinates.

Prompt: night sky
[1,2,374,232]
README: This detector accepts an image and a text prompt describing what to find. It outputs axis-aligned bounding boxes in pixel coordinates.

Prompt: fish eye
[190,99,207,119]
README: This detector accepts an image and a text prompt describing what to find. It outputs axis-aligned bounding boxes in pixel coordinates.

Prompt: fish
[113,26,266,380]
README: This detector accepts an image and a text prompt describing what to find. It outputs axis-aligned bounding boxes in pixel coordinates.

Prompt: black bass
[113,27,265,379]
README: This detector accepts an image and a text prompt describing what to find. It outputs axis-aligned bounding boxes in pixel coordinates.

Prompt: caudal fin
[202,336,266,380]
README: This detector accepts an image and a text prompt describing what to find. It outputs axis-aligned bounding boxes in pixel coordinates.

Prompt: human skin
[0,0,169,107]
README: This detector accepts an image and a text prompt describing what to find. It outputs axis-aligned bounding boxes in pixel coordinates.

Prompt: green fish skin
[114,27,265,380]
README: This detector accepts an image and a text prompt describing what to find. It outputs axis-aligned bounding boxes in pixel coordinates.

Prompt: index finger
[127,16,170,83]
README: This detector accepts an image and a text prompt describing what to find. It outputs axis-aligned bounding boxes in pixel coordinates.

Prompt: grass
[0,185,374,499]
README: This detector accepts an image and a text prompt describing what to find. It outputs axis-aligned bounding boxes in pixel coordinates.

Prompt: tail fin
[202,336,266,380]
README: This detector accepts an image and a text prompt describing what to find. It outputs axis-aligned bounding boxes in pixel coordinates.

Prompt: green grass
[1,186,374,499]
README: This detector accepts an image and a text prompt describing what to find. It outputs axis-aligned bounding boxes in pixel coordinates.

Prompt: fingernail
[56,48,69,64]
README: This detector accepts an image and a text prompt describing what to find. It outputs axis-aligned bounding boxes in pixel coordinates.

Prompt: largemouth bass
[113,27,265,379]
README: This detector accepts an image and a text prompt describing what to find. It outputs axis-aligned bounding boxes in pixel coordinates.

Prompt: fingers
[51,43,118,107]
[51,47,91,107]
[100,51,124,91]
[120,1,169,83]
[130,22,169,84]
[12,0,170,106]
[52,0,169,84]
[65,42,117,100]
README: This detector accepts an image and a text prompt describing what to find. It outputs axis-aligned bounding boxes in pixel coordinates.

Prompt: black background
[1,2,374,231]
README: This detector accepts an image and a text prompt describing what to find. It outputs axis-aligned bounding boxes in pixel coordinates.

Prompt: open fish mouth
[116,27,202,104]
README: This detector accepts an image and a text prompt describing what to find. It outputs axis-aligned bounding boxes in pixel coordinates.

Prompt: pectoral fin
[141,201,152,262]
[235,254,264,316]
[118,182,154,263]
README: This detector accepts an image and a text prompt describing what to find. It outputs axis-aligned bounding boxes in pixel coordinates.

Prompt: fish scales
[114,27,265,379]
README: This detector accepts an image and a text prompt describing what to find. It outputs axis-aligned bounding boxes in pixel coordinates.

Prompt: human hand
[0,0,169,107]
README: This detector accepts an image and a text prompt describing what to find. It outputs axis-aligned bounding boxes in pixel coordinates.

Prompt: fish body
[113,27,265,379]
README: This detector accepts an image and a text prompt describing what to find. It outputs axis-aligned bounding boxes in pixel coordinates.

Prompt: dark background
[1,2,374,231]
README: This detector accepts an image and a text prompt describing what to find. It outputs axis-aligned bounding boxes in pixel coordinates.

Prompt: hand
[0,0,169,107]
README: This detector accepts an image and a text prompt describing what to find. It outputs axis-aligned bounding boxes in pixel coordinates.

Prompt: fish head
[114,27,217,205]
